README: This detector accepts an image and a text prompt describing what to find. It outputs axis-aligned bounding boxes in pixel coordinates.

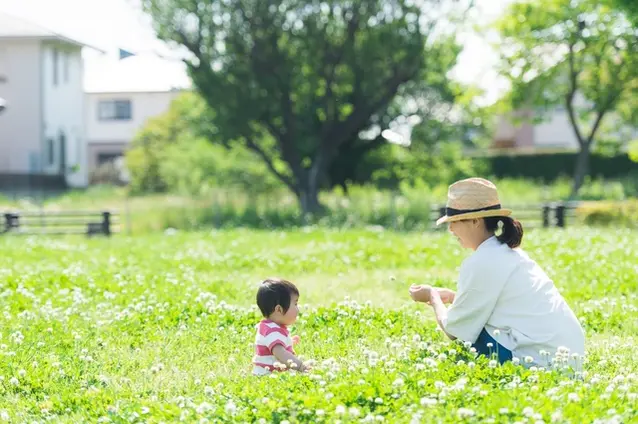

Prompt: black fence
[1,211,118,236]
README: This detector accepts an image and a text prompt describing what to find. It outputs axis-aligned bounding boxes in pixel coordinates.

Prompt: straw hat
[436,178,512,225]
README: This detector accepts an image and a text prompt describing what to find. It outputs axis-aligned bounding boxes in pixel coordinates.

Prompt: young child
[252,278,308,375]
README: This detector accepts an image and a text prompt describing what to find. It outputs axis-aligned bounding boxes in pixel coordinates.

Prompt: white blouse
[443,236,585,364]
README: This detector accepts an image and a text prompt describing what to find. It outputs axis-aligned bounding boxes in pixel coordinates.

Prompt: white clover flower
[9,377,18,386]
[420,397,437,407]
[568,393,580,402]
[392,378,404,387]
[512,357,520,365]
[374,397,383,404]
[523,407,534,417]
[499,408,509,414]
[550,410,562,422]
[457,408,475,418]
[489,360,497,368]
[348,407,361,417]
[224,400,237,415]
[524,356,534,364]
[316,409,325,416]
[493,329,500,337]
[335,405,346,415]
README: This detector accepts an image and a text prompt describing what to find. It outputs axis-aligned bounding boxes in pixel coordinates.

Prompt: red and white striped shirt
[252,319,295,375]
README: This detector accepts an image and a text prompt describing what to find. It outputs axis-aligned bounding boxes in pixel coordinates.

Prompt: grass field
[0,228,636,423]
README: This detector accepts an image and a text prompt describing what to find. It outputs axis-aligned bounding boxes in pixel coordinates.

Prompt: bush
[483,151,637,182]
[125,92,282,196]
[576,200,638,228]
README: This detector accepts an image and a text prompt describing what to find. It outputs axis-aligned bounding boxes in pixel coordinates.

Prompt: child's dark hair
[484,216,524,248]
[256,278,299,317]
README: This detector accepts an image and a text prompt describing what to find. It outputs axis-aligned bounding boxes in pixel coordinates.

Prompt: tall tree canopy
[142,0,467,214]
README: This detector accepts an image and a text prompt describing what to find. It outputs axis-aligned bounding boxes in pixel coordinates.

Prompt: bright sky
[0,0,514,101]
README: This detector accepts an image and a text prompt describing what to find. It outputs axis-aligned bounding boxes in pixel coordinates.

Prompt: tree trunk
[571,146,590,199]
[297,184,323,217]
[296,164,327,218]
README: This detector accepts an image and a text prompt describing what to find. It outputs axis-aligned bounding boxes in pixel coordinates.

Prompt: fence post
[102,211,112,236]
[555,204,566,228]
[3,213,19,233]
[542,204,551,228]
[3,213,10,233]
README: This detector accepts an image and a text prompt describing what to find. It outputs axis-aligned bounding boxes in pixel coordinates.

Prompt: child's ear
[274,305,283,314]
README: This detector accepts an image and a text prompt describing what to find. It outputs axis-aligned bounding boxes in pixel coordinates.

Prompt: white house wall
[86,91,180,143]
[0,39,42,173]
[41,41,87,187]
[533,108,580,149]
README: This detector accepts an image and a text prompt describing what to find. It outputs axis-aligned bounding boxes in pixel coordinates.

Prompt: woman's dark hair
[256,278,299,317]
[484,216,524,248]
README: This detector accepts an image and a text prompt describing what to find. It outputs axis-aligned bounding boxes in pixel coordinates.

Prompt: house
[0,12,101,190]
[491,95,637,154]
[84,53,189,177]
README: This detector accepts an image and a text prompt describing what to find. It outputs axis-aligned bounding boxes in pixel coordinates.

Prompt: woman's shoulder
[462,241,526,273]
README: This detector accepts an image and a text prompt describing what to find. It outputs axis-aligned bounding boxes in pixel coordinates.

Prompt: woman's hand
[409,284,434,303]
[436,288,456,304]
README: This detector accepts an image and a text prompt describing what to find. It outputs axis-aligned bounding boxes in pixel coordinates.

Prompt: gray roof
[0,13,104,51]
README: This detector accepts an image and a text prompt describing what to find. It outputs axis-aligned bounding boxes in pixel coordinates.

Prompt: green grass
[1,175,635,234]
[0,228,635,422]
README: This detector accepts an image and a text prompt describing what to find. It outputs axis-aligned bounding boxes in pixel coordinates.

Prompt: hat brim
[436,209,512,226]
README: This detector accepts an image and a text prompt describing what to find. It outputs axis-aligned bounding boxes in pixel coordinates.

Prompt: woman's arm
[428,290,457,340]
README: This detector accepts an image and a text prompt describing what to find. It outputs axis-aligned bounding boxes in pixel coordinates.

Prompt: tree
[126,92,283,195]
[606,0,638,27]
[493,0,637,197]
[141,0,465,215]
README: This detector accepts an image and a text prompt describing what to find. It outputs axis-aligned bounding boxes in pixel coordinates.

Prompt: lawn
[0,228,635,423]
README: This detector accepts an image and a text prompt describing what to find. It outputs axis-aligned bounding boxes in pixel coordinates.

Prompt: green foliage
[605,0,638,26]
[576,200,638,227]
[493,0,638,195]
[0,229,636,421]
[125,92,282,195]
[484,152,638,185]
[141,0,472,213]
[371,143,488,190]
[629,140,638,163]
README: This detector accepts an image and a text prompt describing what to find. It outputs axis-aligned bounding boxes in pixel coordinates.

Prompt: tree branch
[585,88,622,146]
[565,38,585,147]
[244,136,297,194]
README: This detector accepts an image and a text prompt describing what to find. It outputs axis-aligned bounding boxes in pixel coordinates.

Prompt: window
[97,153,122,166]
[52,49,58,86]
[47,138,55,166]
[98,100,132,121]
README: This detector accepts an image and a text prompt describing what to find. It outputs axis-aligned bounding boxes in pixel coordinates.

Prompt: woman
[409,178,585,365]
